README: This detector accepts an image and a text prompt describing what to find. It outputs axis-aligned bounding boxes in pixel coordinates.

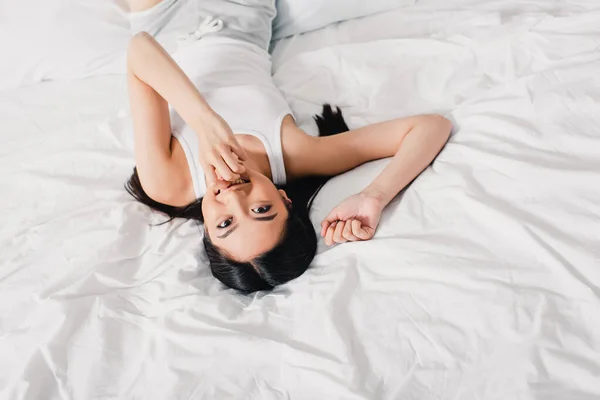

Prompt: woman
[125,0,452,293]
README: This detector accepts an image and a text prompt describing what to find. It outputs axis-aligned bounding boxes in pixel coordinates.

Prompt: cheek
[254,180,281,199]
[204,226,217,240]
[201,196,217,219]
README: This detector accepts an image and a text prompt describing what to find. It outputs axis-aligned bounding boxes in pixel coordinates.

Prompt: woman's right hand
[196,113,249,186]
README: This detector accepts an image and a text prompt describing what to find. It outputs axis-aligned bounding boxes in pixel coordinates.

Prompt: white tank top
[169,37,291,199]
[129,2,290,199]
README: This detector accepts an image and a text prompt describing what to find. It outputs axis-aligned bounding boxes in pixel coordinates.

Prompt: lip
[214,177,250,195]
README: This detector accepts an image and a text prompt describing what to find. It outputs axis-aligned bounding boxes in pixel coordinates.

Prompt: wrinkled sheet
[1,1,600,399]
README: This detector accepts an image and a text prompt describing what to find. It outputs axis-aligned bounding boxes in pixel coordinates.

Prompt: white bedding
[2,1,600,399]
[0,0,130,90]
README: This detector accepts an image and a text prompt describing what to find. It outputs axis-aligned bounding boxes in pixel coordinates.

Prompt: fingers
[321,210,338,237]
[229,141,248,162]
[332,221,347,244]
[351,219,374,240]
[342,220,360,241]
[323,219,377,246]
[323,220,360,246]
[215,169,223,181]
[220,145,246,175]
[205,166,217,188]
[207,144,245,183]
[320,220,330,237]
[323,206,343,225]
[324,222,337,246]
[211,153,240,182]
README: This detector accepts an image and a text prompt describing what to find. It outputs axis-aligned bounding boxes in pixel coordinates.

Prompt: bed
[1,0,600,399]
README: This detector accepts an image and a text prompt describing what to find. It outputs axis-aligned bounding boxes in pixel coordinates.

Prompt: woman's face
[202,168,290,261]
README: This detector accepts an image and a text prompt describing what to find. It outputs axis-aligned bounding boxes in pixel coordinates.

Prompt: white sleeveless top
[130,2,292,199]
[170,37,291,198]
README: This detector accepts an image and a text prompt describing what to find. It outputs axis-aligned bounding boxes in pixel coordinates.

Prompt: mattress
[1,1,600,399]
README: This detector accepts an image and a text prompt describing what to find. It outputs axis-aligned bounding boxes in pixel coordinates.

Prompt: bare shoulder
[280,115,319,179]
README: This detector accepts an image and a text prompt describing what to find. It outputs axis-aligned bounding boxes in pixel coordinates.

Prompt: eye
[251,205,272,214]
[217,218,233,229]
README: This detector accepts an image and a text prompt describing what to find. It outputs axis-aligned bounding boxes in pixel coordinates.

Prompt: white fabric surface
[0,0,130,90]
[271,0,600,70]
[2,1,600,399]
[272,0,414,39]
[0,0,276,90]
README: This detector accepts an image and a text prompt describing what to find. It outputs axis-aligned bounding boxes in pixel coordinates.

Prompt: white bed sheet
[0,0,130,90]
[271,0,600,72]
[2,1,600,399]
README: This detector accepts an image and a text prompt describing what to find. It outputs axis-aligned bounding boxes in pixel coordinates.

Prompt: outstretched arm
[358,115,452,206]
[286,113,451,179]
[285,112,451,245]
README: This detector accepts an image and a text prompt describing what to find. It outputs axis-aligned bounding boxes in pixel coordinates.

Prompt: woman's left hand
[320,192,384,246]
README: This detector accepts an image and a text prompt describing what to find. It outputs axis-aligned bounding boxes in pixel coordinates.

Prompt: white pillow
[0,0,130,90]
[272,0,415,39]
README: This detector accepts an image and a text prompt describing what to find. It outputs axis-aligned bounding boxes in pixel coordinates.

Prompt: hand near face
[320,192,384,246]
[197,113,248,186]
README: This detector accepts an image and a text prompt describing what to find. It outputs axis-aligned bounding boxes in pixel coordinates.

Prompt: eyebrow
[217,224,239,239]
[253,213,278,222]
[216,213,279,239]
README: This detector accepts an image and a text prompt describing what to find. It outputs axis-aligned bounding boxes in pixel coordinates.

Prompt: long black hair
[125,104,350,293]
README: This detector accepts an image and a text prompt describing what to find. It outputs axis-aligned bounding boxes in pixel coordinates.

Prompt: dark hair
[126,104,350,293]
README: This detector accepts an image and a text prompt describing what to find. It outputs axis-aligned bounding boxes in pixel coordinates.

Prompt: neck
[235,134,272,180]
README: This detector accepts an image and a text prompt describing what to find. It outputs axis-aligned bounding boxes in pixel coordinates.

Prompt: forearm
[127,32,214,131]
[362,116,451,206]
